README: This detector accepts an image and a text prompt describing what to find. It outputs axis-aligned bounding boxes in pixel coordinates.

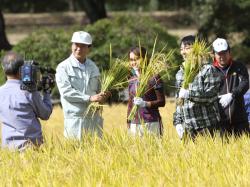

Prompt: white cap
[71,31,92,45]
[212,38,229,53]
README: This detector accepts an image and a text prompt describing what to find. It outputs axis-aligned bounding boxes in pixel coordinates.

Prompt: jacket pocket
[69,75,83,90]
[88,76,100,93]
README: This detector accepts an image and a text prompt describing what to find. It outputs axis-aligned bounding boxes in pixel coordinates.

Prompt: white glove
[133,97,147,107]
[175,124,184,139]
[219,93,233,108]
[178,88,189,99]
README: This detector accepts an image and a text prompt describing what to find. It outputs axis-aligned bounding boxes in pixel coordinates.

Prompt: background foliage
[191,0,250,64]
[13,15,180,70]
[1,0,249,98]
[0,0,191,12]
[2,0,250,64]
[1,15,181,98]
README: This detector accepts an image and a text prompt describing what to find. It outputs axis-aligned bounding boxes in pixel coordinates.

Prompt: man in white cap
[212,37,249,136]
[56,31,108,139]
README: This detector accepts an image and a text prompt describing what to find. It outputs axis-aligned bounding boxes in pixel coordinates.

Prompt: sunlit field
[1,100,250,186]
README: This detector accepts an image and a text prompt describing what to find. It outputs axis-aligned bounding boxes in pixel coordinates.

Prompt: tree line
[0,0,250,63]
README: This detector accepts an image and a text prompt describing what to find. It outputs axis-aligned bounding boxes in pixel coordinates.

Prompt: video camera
[20,60,55,93]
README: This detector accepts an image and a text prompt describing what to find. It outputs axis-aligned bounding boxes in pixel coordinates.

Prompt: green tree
[149,0,159,11]
[80,0,107,23]
[9,15,180,96]
[0,11,11,50]
[192,0,250,63]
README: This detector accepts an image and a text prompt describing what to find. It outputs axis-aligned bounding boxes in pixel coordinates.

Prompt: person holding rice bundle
[173,35,221,140]
[56,31,109,139]
[127,46,165,136]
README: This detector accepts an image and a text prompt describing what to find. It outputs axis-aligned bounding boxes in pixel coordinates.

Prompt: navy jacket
[214,60,249,127]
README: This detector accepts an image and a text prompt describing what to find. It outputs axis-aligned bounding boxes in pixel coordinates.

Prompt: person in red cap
[212,38,249,136]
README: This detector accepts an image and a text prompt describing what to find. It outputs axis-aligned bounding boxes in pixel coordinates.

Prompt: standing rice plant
[128,39,174,121]
[85,45,129,117]
[2,104,250,186]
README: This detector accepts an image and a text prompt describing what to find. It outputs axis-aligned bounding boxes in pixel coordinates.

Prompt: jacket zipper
[219,65,232,124]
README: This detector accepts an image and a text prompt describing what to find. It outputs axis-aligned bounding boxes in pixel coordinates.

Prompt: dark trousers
[183,125,217,142]
[219,120,250,137]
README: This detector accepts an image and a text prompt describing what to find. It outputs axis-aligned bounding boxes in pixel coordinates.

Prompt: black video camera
[20,60,55,93]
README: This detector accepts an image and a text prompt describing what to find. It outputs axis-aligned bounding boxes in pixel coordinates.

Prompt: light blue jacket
[0,80,52,150]
[56,54,103,139]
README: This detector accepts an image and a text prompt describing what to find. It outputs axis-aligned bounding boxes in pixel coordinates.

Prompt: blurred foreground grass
[1,101,250,186]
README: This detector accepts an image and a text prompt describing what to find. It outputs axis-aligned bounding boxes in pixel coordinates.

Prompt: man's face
[71,43,89,62]
[180,43,192,60]
[214,50,231,67]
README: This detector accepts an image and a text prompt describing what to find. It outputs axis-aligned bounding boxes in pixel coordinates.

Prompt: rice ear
[182,39,211,89]
[85,46,130,118]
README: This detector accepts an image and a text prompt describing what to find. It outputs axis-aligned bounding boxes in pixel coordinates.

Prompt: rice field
[1,100,250,186]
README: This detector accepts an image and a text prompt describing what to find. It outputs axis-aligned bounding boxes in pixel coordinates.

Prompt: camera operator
[0,51,53,151]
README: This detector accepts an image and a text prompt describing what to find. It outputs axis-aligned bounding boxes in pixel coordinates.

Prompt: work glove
[219,93,233,108]
[133,97,147,108]
[175,124,184,139]
[178,88,189,99]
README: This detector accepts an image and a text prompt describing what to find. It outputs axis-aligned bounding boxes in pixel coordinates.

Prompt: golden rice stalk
[176,39,211,106]
[182,39,211,89]
[100,58,129,92]
[85,45,129,118]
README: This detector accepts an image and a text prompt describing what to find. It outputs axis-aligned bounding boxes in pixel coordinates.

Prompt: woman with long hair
[127,46,165,136]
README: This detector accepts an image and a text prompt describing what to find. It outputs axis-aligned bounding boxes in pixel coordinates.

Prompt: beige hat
[71,31,92,45]
[212,38,229,53]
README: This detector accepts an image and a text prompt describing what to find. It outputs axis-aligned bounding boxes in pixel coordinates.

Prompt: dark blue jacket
[214,60,249,128]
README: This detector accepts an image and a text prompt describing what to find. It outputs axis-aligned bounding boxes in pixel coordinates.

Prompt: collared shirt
[0,80,52,150]
[173,63,221,131]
